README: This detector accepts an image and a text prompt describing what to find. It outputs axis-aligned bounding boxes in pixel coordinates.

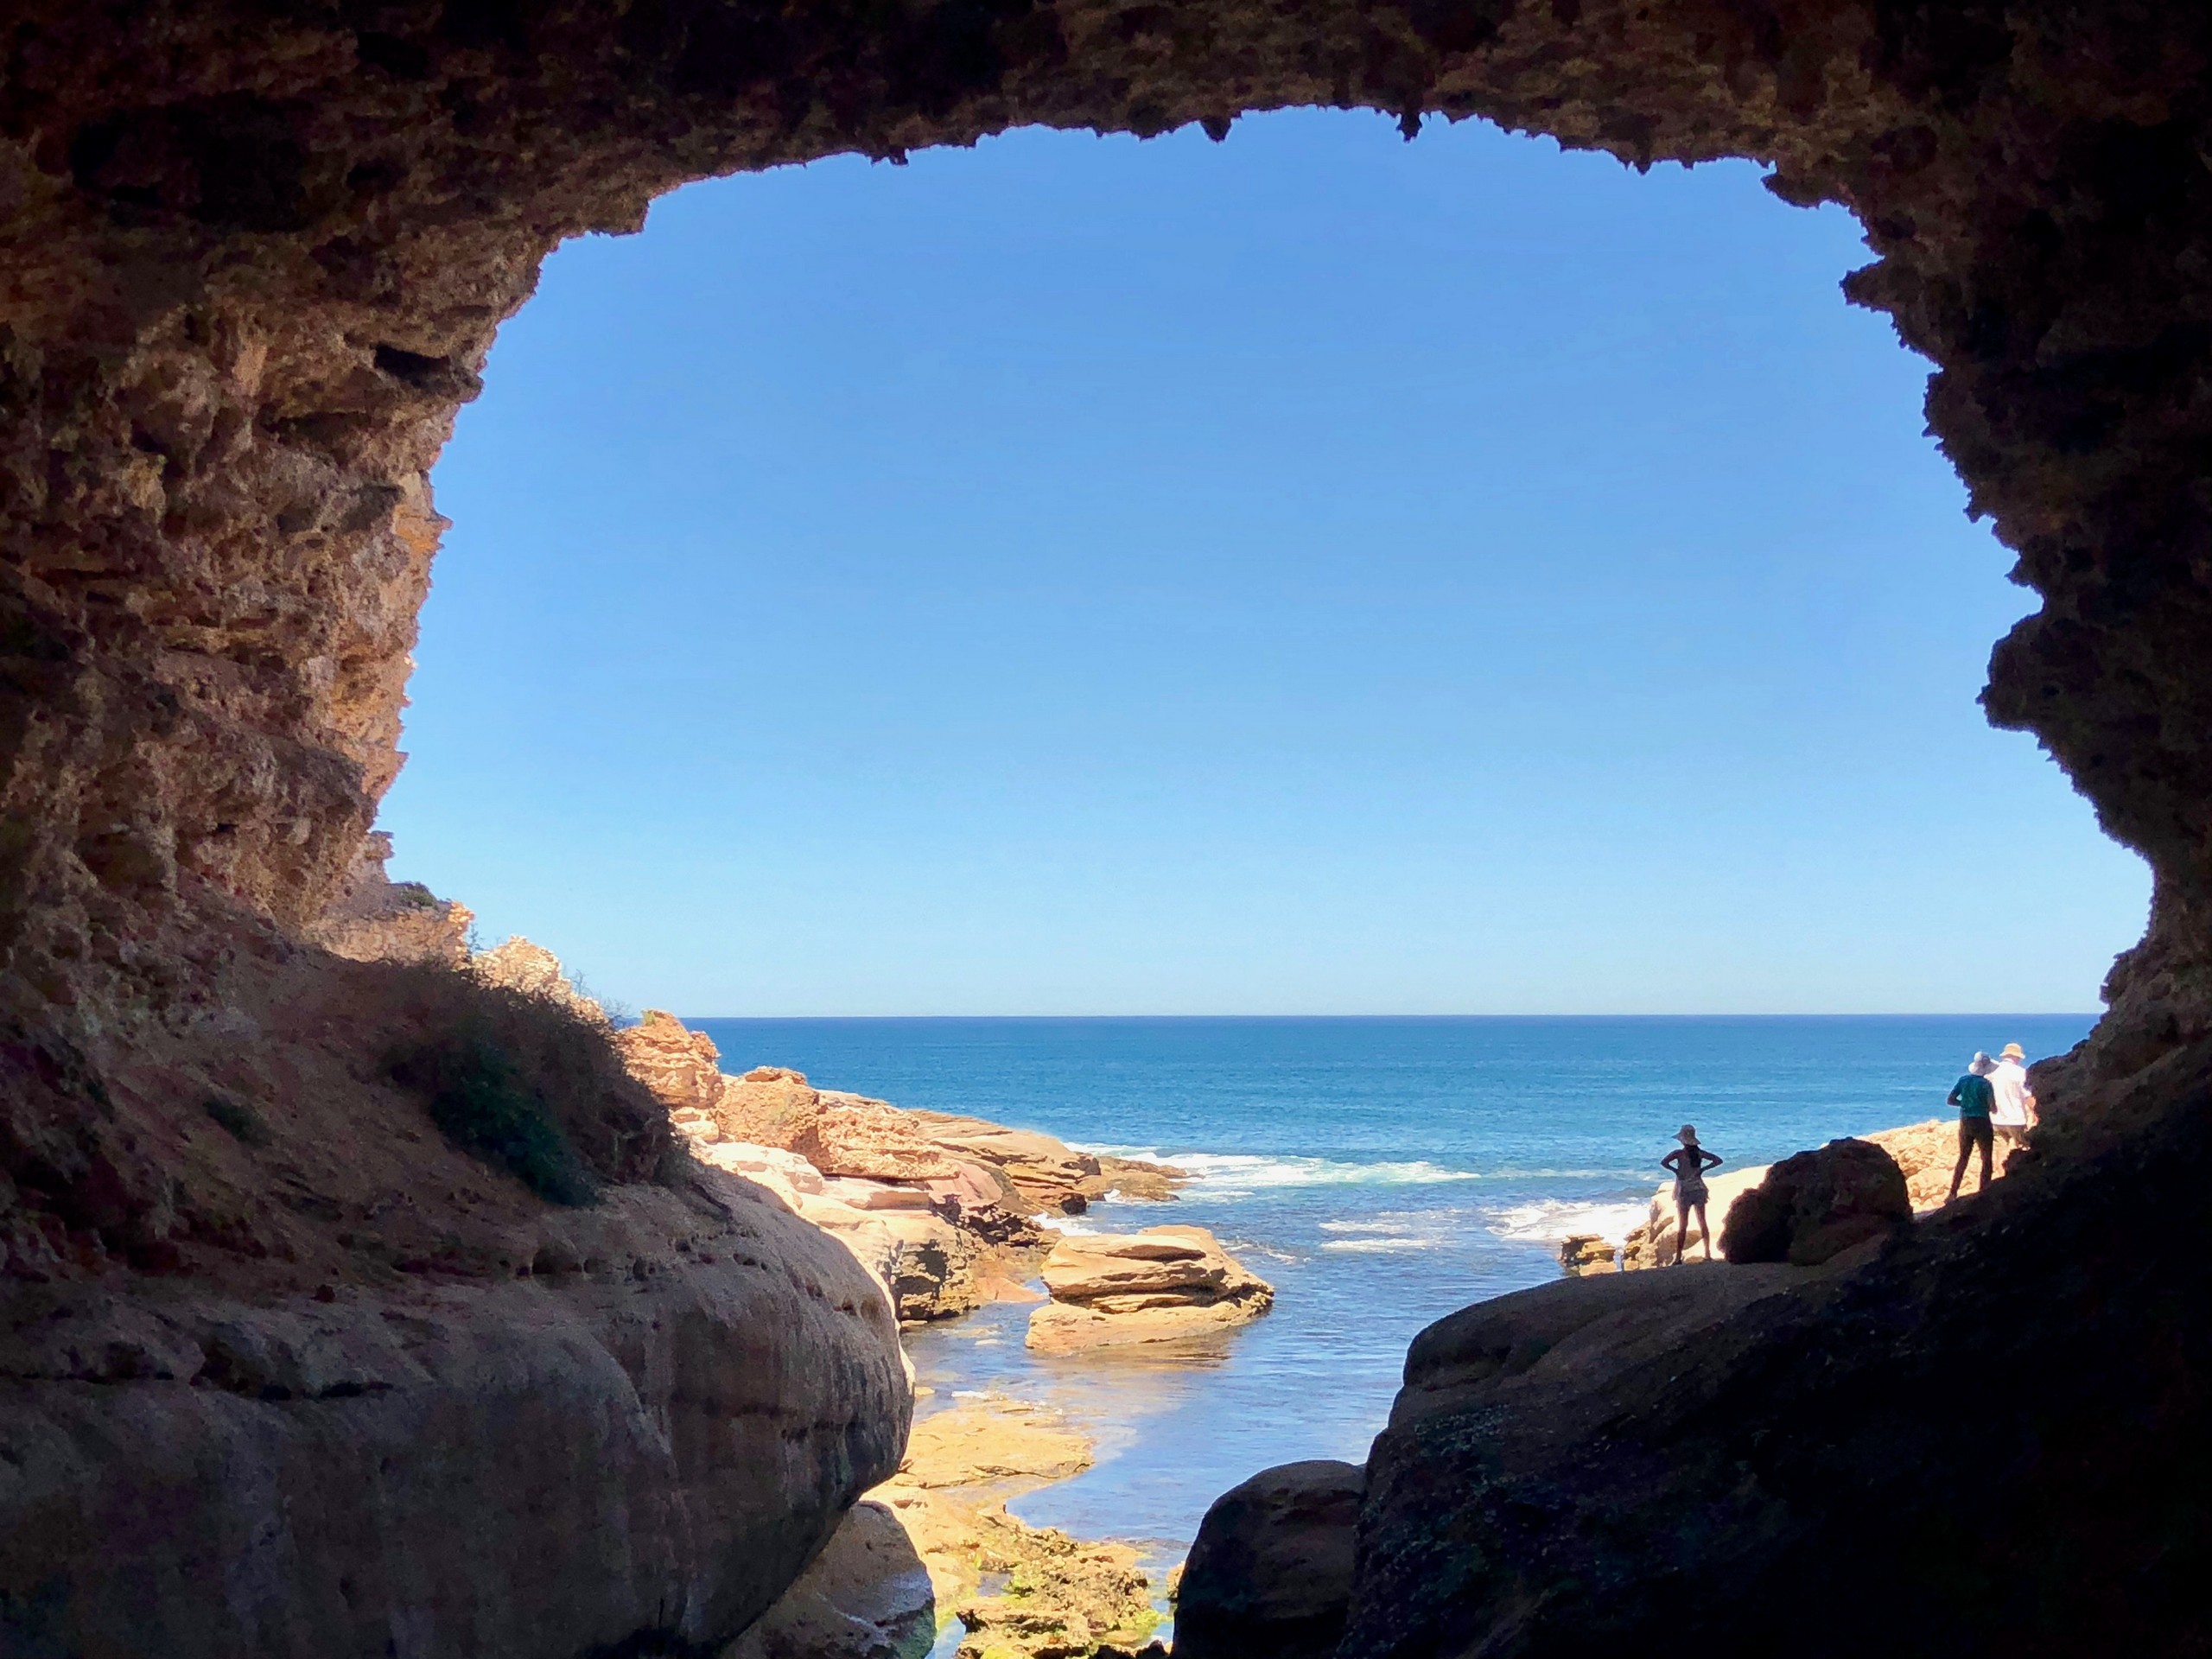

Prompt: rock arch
[3,3,2210,1655]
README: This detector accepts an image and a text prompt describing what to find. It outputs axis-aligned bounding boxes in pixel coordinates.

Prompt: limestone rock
[868,1395,1162,1659]
[471,935,607,1023]
[906,1115,1109,1214]
[1027,1227,1272,1353]
[0,1172,909,1659]
[613,1009,725,1117]
[1173,1459,1364,1659]
[723,1499,937,1659]
[1721,1137,1911,1267]
[305,833,473,968]
[1559,1234,1618,1273]
[715,1072,962,1183]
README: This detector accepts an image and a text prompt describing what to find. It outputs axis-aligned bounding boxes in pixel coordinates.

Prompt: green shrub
[203,1094,272,1147]
[391,1035,598,1206]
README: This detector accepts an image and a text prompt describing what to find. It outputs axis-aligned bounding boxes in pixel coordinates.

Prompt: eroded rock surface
[9,3,2212,1656]
[1027,1226,1273,1353]
[1,1165,908,1658]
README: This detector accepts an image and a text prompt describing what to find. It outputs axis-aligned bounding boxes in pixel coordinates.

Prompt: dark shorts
[1675,1179,1708,1207]
[1959,1116,1994,1156]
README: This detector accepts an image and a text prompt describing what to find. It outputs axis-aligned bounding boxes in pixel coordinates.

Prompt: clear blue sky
[381,109,2148,1016]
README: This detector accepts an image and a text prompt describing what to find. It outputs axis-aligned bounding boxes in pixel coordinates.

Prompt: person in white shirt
[1990,1041,2036,1147]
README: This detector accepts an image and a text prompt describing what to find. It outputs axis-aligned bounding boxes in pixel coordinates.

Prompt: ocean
[689,1014,2093,1557]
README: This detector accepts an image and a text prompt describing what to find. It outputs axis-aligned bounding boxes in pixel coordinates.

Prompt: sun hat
[1969,1052,1994,1076]
[1676,1124,1699,1144]
[2000,1042,2026,1061]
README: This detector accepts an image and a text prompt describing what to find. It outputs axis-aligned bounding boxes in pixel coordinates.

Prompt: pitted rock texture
[6,4,2212,1658]
[0,0,2209,1111]
[304,830,470,966]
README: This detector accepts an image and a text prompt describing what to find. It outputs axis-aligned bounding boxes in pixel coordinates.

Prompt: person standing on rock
[1661,1125,1723,1264]
[1990,1042,2036,1149]
[1947,1052,1999,1201]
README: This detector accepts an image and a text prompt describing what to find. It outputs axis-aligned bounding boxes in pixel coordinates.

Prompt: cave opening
[9,4,2212,1654]
[383,108,2145,1019]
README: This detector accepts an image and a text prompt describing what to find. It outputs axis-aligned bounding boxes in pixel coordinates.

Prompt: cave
[3,1,2209,1656]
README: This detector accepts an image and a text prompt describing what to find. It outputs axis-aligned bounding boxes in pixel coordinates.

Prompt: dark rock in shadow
[1721,1137,1912,1266]
[1173,1459,1364,1659]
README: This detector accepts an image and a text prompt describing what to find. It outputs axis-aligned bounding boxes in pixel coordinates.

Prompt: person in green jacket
[1947,1052,1998,1202]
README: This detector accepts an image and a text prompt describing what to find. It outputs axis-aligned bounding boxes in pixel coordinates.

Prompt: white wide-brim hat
[1676,1124,1699,1144]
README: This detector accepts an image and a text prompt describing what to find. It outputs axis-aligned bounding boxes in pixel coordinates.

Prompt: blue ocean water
[689,1014,2092,1552]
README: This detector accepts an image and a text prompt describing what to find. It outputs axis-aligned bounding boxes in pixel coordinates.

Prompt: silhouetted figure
[1948,1052,1998,1201]
[1662,1124,1723,1263]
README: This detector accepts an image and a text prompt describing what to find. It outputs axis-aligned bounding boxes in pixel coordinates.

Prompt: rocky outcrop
[16,3,2212,1655]
[613,1007,728,1118]
[470,935,607,1022]
[1173,1460,1364,1659]
[904,1113,1187,1215]
[305,832,472,968]
[1027,1227,1273,1353]
[1558,1234,1619,1274]
[1322,1081,2212,1657]
[0,1156,908,1658]
[1623,1121,2001,1268]
[1720,1137,1911,1266]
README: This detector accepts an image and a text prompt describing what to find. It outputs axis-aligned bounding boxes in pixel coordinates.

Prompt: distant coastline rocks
[1027,1225,1274,1352]
[476,973,1189,1329]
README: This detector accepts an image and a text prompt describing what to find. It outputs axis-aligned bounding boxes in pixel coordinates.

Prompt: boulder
[612,1008,726,1116]
[1027,1227,1272,1353]
[0,1173,910,1659]
[1720,1137,1911,1266]
[1559,1234,1618,1274]
[1173,1460,1364,1659]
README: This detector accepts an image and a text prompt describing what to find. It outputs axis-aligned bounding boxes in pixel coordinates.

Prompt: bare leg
[1673,1200,1689,1265]
[1695,1203,1712,1260]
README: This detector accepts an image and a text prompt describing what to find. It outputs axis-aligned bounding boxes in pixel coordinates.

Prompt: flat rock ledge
[1026,1226,1273,1354]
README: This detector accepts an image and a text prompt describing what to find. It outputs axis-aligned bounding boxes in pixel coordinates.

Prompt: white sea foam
[1319,1236,1436,1254]
[1037,1216,1101,1236]
[1485,1198,1650,1246]
[1171,1152,1482,1197]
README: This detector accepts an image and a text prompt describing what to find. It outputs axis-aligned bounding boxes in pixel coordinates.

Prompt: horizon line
[674,1010,2101,1023]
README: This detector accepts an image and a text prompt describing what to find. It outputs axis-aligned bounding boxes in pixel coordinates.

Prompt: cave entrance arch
[392,108,2138,1019]
[5,5,2212,1653]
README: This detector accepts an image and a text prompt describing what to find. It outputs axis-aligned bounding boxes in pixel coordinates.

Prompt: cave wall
[3,1,2211,1651]
[5,3,2208,1049]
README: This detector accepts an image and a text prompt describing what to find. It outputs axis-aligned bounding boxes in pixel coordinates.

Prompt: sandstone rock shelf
[1027,1226,1274,1354]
